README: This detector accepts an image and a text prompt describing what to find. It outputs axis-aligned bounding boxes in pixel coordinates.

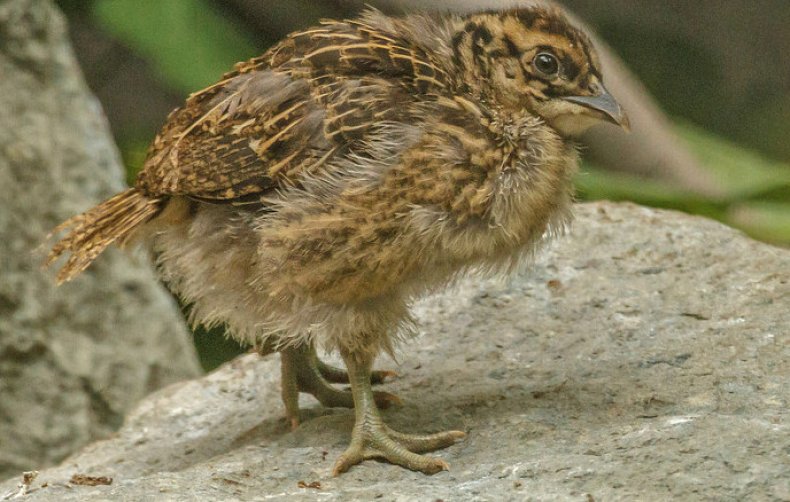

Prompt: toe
[367,431,453,475]
[423,458,450,475]
[320,365,398,386]
[332,449,364,476]
[386,428,466,453]
[383,448,450,475]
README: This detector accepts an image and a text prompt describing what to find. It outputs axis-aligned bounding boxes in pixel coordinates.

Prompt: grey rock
[0,0,201,478]
[2,202,787,501]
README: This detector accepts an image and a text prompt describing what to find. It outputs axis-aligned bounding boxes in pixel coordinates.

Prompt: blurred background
[54,0,790,369]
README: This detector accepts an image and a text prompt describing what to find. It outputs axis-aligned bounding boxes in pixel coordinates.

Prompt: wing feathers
[134,14,448,206]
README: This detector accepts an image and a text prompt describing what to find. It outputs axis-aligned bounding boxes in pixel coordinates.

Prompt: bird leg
[332,349,466,476]
[280,343,400,429]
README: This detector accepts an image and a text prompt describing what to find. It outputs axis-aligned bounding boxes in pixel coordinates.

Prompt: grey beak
[563,85,630,130]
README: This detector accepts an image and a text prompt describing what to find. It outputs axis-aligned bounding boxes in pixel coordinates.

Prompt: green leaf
[726,201,790,246]
[675,122,790,200]
[576,124,790,245]
[575,164,723,219]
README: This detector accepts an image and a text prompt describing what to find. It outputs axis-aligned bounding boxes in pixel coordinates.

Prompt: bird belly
[149,200,420,351]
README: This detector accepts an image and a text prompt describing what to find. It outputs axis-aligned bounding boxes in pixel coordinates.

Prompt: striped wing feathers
[134,16,449,204]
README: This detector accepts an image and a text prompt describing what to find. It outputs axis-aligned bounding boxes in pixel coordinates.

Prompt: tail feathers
[46,188,162,284]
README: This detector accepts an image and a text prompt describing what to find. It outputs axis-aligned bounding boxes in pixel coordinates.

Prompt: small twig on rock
[2,471,38,500]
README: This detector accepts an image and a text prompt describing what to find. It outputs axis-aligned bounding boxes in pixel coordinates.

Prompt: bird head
[451,6,629,137]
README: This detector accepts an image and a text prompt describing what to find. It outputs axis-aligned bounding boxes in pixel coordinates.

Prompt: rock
[1,202,786,500]
[0,0,201,478]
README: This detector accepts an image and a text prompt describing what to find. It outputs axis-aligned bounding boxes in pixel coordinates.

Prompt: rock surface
[1,202,788,501]
[0,0,200,478]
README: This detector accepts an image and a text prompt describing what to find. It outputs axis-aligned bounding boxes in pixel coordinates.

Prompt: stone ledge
[3,202,787,501]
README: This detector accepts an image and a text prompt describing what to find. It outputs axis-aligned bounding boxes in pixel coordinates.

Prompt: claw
[372,370,399,384]
[373,390,402,409]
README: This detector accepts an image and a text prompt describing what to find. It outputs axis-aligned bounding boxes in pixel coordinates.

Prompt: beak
[562,85,630,131]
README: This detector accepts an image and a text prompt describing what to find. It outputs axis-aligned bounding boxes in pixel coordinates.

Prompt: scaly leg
[280,344,400,429]
[310,344,397,384]
[332,349,466,476]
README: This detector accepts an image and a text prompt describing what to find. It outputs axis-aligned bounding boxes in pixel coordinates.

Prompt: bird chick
[47,5,627,475]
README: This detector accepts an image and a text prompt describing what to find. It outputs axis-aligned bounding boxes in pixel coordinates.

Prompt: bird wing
[134,15,449,206]
[135,69,328,204]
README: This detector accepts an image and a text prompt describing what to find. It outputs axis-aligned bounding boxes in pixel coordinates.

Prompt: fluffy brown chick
[47,6,627,475]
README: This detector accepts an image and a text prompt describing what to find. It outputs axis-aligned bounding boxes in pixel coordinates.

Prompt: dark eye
[533,52,560,77]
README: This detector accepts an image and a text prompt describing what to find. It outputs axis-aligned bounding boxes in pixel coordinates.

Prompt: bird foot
[280,344,400,429]
[332,422,465,476]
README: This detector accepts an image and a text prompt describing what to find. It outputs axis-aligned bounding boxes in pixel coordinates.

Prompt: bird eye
[533,52,560,77]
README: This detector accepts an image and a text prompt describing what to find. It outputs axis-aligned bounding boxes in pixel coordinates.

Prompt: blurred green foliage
[579,123,790,246]
[93,0,258,92]
[69,0,790,369]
